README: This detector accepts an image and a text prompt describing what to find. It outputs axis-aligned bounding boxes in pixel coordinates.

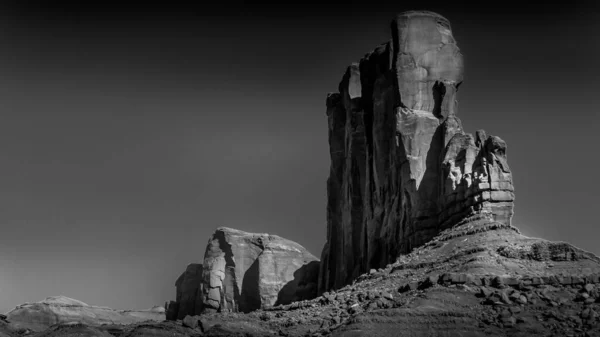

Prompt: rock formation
[165,263,203,320]
[4,296,165,332]
[2,10,598,337]
[319,10,515,293]
[201,227,319,313]
[166,227,319,316]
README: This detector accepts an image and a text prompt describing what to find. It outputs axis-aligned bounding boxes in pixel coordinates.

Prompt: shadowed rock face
[319,10,515,293]
[199,227,319,313]
[166,263,203,320]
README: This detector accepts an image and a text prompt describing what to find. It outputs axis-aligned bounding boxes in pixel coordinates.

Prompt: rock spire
[319,10,515,293]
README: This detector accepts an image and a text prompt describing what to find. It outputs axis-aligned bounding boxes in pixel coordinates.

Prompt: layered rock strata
[189,227,319,314]
[319,10,515,293]
[4,296,164,332]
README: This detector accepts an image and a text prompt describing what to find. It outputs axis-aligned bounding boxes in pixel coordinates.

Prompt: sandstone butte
[2,10,600,337]
[166,227,320,319]
[318,10,514,292]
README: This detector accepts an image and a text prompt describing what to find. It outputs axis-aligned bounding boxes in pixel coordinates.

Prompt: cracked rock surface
[198,227,319,314]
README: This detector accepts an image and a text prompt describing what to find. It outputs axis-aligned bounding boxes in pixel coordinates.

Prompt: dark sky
[0,1,598,312]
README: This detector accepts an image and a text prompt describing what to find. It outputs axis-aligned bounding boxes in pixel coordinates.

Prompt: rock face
[440,128,514,227]
[167,263,203,320]
[168,227,320,315]
[4,296,165,332]
[319,10,515,293]
[165,228,319,317]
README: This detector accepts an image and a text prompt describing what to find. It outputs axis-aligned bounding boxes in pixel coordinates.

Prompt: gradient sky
[0,1,598,312]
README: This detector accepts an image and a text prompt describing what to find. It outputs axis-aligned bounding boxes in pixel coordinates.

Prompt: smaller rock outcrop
[168,263,203,320]
[4,296,165,332]
[439,124,515,228]
[199,227,319,314]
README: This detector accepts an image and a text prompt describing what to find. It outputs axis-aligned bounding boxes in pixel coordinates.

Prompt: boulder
[419,274,440,289]
[399,282,419,293]
[182,315,198,329]
[199,227,319,313]
[318,10,515,294]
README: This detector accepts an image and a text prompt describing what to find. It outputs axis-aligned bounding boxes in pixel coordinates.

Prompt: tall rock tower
[319,11,515,293]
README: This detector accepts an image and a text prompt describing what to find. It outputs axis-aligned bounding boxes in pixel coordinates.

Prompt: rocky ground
[4,219,599,337]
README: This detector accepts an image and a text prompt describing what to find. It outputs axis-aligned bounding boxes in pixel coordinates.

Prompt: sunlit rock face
[199,227,319,313]
[318,11,515,293]
[440,128,515,228]
[392,11,463,117]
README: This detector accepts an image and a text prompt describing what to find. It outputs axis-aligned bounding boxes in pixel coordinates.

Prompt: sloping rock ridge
[36,222,598,337]
[5,222,600,336]
[3,296,164,332]
[168,227,319,316]
[319,10,515,293]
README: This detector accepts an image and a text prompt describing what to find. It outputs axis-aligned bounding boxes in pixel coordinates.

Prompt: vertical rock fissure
[432,81,446,118]
[350,155,364,281]
[214,230,240,313]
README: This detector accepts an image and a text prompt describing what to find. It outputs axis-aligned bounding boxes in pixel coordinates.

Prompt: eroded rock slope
[4,296,164,333]
[84,222,600,337]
